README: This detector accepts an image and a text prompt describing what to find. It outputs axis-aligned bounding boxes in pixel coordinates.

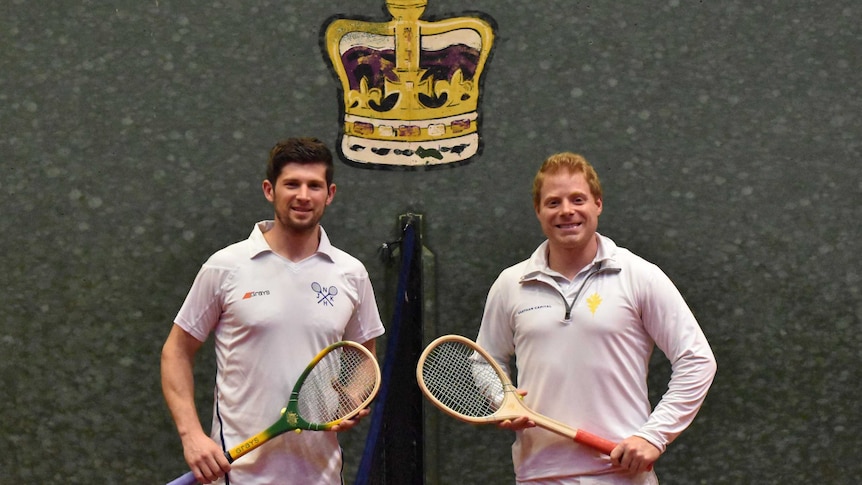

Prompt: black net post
[355,213,426,485]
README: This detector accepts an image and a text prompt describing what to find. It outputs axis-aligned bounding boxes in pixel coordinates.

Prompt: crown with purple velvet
[323,0,496,168]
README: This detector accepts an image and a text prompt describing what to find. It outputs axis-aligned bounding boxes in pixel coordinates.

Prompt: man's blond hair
[532,152,603,209]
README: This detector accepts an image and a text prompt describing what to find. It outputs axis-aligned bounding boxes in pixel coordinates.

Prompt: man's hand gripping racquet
[166,340,381,485]
[416,335,618,456]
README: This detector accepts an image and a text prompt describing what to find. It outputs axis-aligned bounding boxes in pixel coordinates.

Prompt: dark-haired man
[162,138,384,484]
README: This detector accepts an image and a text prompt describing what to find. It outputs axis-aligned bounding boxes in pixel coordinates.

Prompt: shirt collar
[521,233,620,282]
[247,220,335,262]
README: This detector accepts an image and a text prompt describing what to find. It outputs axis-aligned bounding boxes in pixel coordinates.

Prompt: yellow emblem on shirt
[587,292,602,315]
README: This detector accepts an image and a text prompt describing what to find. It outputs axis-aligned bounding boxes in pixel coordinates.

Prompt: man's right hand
[496,389,537,431]
[181,431,231,484]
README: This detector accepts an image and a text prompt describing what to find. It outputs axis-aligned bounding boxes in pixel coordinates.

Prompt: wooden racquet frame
[416,334,617,455]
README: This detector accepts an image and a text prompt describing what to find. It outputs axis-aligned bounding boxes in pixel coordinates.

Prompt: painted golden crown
[323,0,496,168]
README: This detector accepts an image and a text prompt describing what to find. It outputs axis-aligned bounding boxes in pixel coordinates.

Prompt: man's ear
[262,179,274,203]
[326,184,337,206]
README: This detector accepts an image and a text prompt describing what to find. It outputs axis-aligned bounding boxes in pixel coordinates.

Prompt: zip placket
[557,262,617,321]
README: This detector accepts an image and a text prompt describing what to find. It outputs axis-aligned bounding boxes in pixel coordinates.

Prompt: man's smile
[557,222,582,230]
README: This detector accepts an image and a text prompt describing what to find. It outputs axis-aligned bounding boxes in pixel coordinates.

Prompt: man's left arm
[611,267,716,472]
[635,267,718,451]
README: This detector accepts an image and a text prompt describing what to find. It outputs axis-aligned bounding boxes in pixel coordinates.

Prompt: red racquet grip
[574,430,654,471]
[572,429,617,455]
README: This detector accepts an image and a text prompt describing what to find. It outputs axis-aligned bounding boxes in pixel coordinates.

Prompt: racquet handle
[531,413,617,456]
[573,430,654,471]
[572,429,616,455]
[165,471,197,485]
[533,413,652,469]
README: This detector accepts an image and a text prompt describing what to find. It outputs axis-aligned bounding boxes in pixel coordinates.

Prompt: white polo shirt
[476,234,716,482]
[175,221,385,485]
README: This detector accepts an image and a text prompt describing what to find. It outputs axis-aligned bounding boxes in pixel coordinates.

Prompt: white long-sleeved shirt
[476,234,716,481]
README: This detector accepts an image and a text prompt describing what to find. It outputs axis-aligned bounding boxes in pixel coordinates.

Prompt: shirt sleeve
[341,268,385,344]
[635,266,717,451]
[475,271,517,379]
[174,262,228,342]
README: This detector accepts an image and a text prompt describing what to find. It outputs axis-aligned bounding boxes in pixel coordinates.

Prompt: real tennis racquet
[416,334,617,456]
[166,340,381,485]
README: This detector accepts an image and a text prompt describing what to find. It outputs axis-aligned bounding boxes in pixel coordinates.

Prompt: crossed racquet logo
[311,282,338,306]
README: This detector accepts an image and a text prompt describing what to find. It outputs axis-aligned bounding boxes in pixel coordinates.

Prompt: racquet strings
[420,340,506,418]
[297,346,377,424]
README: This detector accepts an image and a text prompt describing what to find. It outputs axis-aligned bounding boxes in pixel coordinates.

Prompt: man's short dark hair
[267,137,334,185]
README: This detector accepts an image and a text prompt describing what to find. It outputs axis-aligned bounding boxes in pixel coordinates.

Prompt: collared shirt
[175,221,385,485]
[477,233,716,481]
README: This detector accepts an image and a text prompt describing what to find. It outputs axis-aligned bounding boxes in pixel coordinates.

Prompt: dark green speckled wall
[1,1,859,483]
